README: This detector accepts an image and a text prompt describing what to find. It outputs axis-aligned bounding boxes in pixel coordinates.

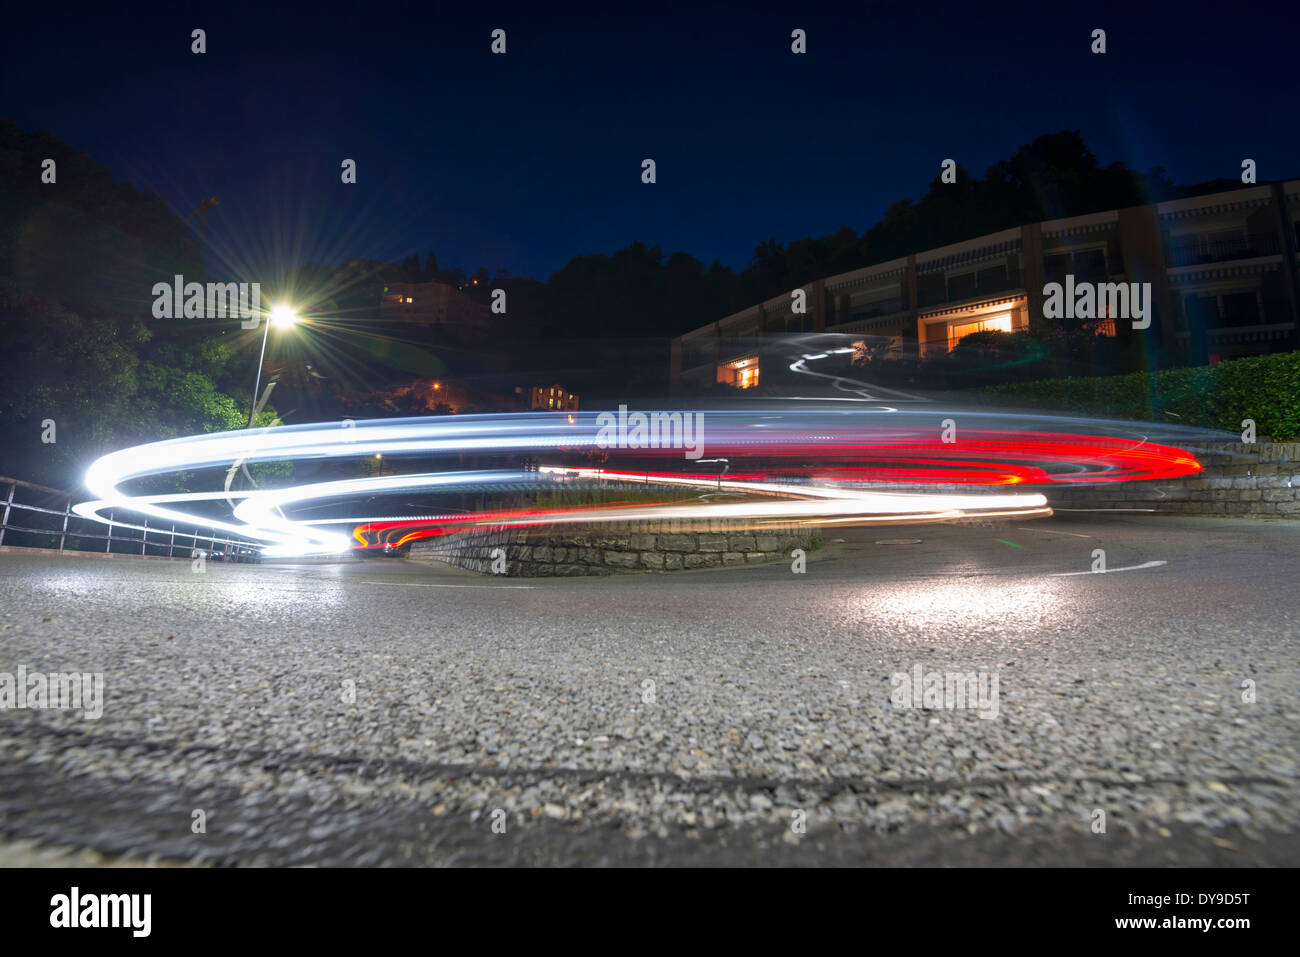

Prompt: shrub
[977,351,1300,439]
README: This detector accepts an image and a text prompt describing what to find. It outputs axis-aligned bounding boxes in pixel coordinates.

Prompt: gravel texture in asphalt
[0,513,1296,865]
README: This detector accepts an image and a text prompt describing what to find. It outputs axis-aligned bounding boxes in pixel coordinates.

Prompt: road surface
[0,513,1296,865]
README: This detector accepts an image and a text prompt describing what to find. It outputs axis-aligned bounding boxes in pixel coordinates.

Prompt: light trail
[72,410,1208,557]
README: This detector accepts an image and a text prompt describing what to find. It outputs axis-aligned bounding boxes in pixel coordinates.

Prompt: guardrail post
[59,496,71,552]
[106,510,113,553]
[168,525,176,559]
[141,517,149,556]
[0,481,14,546]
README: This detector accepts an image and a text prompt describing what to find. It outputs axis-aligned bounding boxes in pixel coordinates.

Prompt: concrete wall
[409,520,818,576]
[1046,442,1300,516]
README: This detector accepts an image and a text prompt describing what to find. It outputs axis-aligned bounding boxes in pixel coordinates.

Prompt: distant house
[380,280,492,344]
[520,383,579,411]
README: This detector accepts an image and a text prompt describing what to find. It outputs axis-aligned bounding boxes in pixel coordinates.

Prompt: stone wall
[408,520,818,576]
[1045,442,1300,517]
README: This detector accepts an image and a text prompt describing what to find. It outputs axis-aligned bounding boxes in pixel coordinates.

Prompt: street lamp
[248,305,299,427]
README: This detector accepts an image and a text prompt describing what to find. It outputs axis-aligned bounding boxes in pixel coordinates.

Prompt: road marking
[1014,526,1092,538]
[358,580,537,589]
[994,539,1024,549]
[1052,560,1167,577]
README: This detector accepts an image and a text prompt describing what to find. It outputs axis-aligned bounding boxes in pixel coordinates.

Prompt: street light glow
[269,304,299,329]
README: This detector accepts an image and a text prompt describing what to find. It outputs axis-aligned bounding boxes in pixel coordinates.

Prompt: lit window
[948,313,1012,350]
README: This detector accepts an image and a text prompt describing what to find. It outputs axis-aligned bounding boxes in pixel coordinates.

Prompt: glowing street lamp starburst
[269,304,300,329]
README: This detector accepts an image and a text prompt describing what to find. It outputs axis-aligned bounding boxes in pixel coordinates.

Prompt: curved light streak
[74,410,1207,557]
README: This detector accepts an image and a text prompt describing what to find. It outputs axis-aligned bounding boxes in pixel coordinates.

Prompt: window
[1183,294,1217,329]
[946,272,976,300]
[1218,292,1261,328]
[916,273,946,307]
[976,264,1009,292]
[948,313,1012,350]
[850,295,902,322]
[1073,249,1108,282]
[723,357,759,388]
[1043,254,1069,282]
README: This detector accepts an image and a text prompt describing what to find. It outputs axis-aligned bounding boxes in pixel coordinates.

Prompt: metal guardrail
[0,476,261,562]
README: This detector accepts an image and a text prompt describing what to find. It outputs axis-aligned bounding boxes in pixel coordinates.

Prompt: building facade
[519,383,580,411]
[671,179,1300,392]
[380,280,493,343]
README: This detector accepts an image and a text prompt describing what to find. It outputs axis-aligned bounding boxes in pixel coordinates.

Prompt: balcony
[1165,233,1280,268]
[826,307,910,335]
[920,335,950,358]
[681,343,716,369]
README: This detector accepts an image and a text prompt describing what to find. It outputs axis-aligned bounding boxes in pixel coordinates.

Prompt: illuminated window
[720,357,760,389]
[948,313,1012,350]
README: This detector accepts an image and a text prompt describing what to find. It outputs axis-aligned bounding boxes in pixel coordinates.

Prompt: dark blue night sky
[3,2,1295,280]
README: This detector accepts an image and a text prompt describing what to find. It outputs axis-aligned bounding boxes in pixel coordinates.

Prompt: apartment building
[670,179,1300,392]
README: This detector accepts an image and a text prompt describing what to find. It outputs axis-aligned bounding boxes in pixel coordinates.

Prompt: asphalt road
[0,513,1297,866]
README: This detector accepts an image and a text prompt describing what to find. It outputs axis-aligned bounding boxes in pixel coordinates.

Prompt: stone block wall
[408,520,818,576]
[1045,442,1300,517]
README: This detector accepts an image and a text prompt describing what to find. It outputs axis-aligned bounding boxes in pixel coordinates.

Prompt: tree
[0,121,277,488]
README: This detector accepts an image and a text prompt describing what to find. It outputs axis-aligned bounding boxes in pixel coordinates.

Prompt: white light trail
[74,410,1213,557]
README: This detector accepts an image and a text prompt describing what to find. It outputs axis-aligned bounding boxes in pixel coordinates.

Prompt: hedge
[977,350,1300,440]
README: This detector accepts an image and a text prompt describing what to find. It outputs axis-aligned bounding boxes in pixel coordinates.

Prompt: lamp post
[248,305,298,428]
